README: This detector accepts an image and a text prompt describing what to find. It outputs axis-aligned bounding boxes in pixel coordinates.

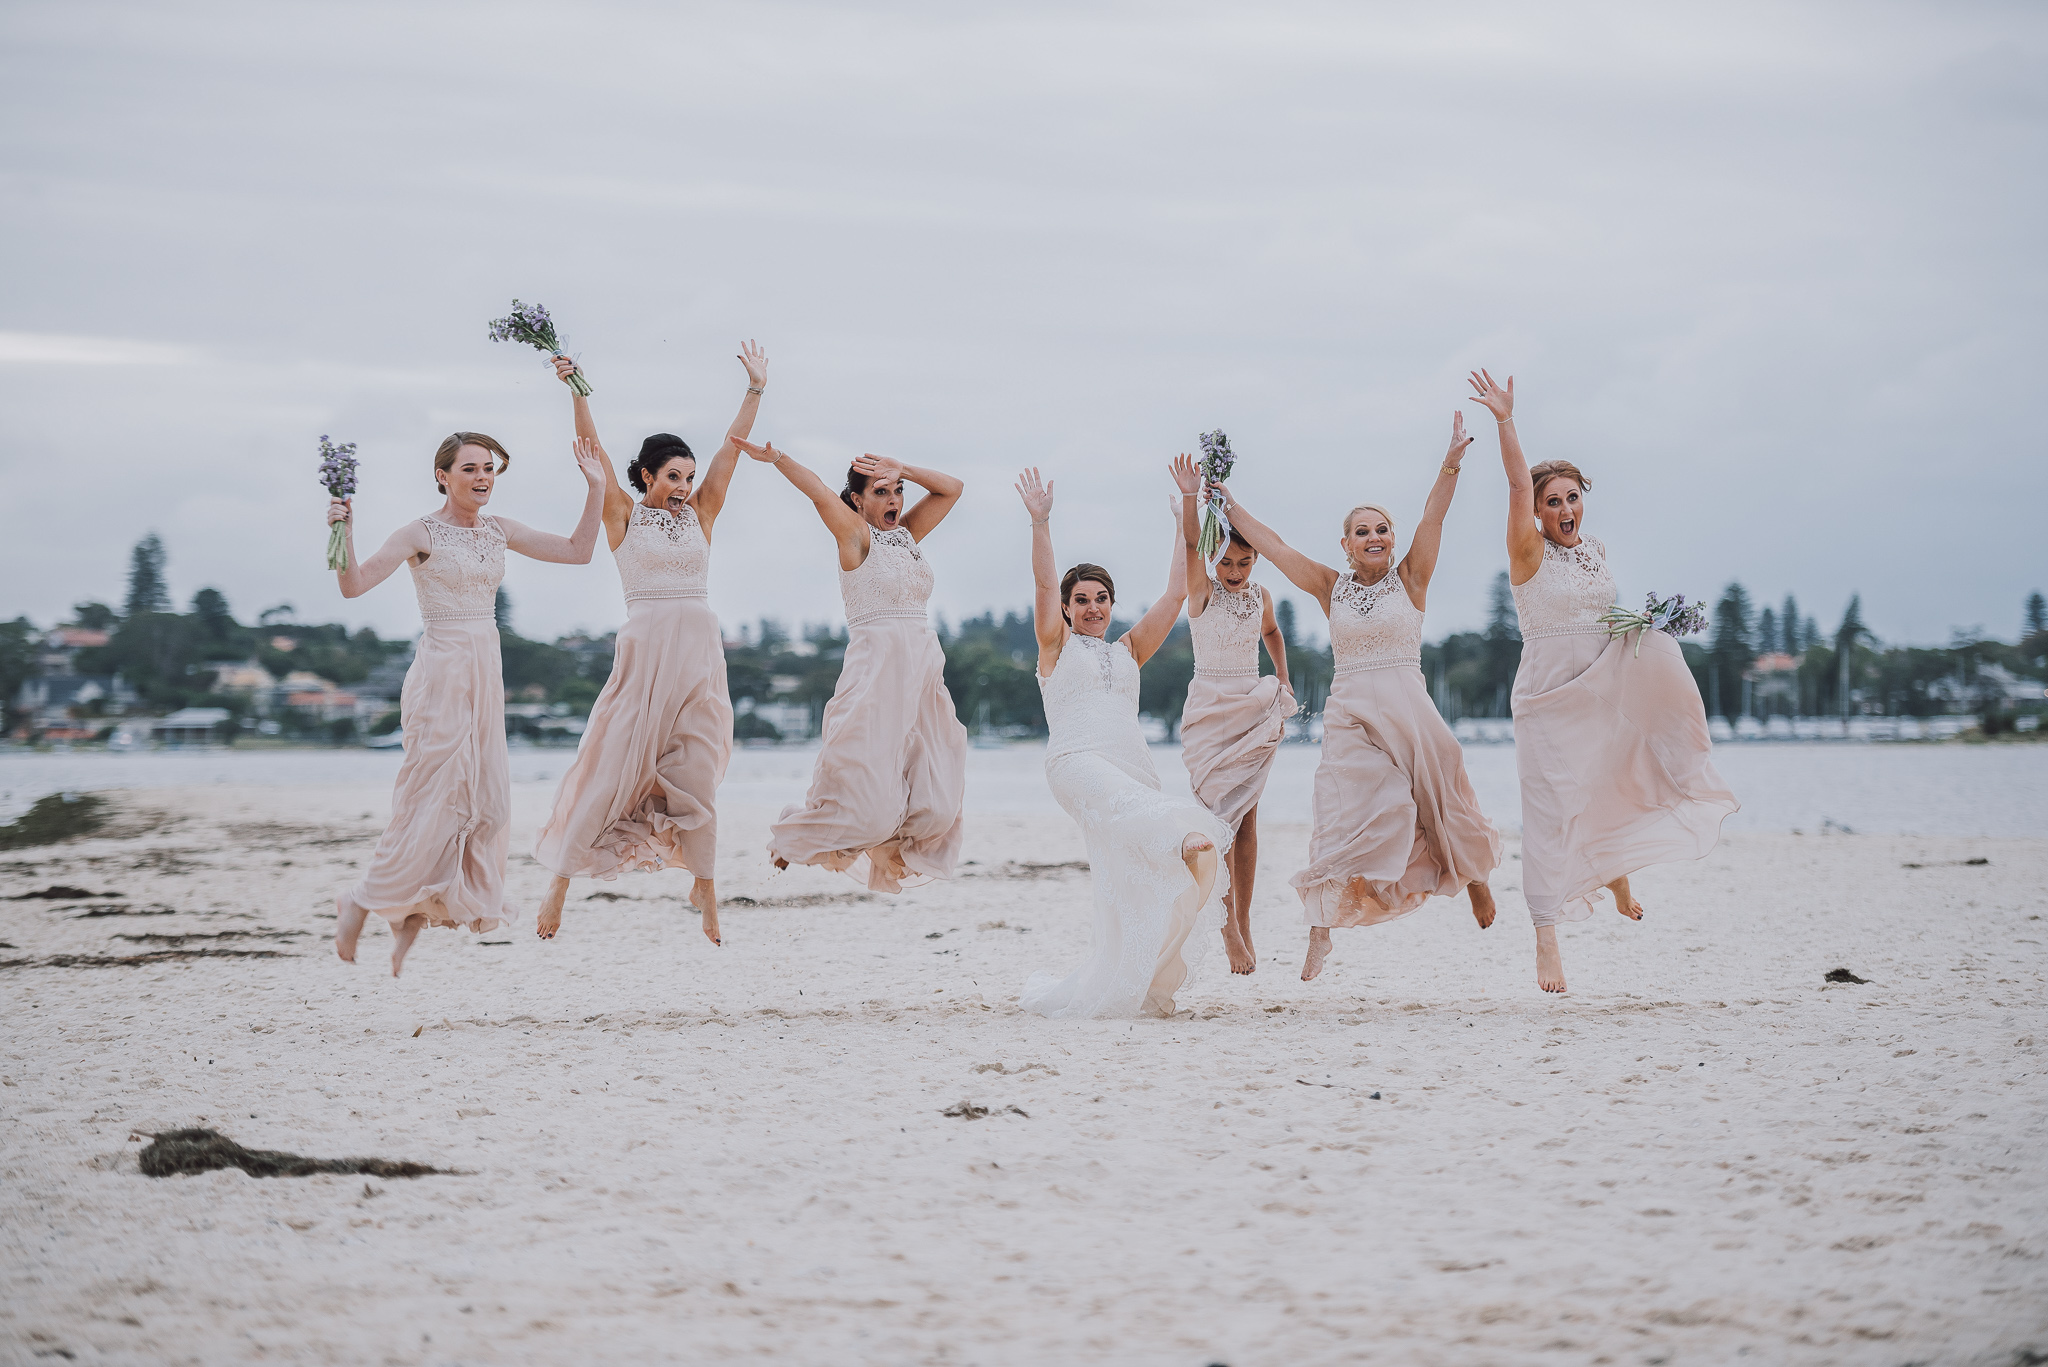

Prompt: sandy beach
[3,779,2046,1364]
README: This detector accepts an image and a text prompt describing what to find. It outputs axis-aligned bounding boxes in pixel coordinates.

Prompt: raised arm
[691,339,768,540]
[1215,485,1339,613]
[500,438,608,565]
[1396,411,1475,609]
[1015,467,1065,675]
[1173,454,1210,618]
[1124,476,1192,667]
[732,438,872,571]
[553,356,635,549]
[855,455,964,541]
[329,505,429,599]
[1259,588,1291,692]
[1468,369,1542,584]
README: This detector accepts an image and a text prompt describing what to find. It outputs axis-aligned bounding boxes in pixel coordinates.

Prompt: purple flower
[317,434,359,498]
[487,298,589,394]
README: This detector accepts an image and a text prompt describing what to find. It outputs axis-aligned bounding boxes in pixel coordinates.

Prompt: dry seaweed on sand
[0,794,108,850]
[5,884,122,901]
[139,1128,453,1179]
[1824,967,1870,984]
[0,948,295,970]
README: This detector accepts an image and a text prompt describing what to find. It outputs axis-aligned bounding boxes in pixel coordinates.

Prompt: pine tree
[2027,591,2046,639]
[494,587,512,632]
[1781,595,1799,654]
[1756,607,1778,658]
[1833,595,1869,720]
[1483,571,1521,716]
[1276,598,1298,650]
[124,532,169,618]
[1709,582,1756,720]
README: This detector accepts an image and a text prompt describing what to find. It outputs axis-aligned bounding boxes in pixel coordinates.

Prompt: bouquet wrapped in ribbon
[1196,429,1236,561]
[1599,592,1708,656]
[488,299,591,395]
[317,435,358,571]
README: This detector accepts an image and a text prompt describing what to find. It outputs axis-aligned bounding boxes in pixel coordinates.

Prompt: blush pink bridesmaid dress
[768,526,968,891]
[1510,535,1737,924]
[1293,568,1502,927]
[341,516,512,935]
[1179,579,1294,831]
[534,502,732,883]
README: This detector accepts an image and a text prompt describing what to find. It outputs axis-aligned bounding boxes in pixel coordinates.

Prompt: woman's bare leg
[1535,924,1567,993]
[390,913,427,978]
[1468,879,1497,929]
[1221,806,1259,974]
[536,875,571,940]
[691,877,721,946]
[1606,874,1644,920]
[334,892,369,964]
[1301,925,1332,982]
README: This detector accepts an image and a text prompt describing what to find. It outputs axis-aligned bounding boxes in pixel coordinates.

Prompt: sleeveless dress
[534,503,733,883]
[1021,633,1232,1020]
[768,526,968,892]
[1293,568,1502,927]
[342,515,512,934]
[1179,580,1296,831]
[1510,535,1737,925]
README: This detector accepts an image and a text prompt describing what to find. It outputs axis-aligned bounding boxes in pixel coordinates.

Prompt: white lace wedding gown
[1020,633,1231,1019]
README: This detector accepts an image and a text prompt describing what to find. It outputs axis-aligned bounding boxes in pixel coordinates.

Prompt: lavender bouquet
[488,299,591,396]
[318,435,358,571]
[1196,429,1236,560]
[1600,592,1708,657]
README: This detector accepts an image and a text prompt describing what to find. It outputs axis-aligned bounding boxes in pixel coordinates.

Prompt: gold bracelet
[1441,465,1462,476]
[747,386,764,395]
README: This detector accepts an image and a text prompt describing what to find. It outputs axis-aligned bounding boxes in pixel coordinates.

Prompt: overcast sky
[3,1,2043,648]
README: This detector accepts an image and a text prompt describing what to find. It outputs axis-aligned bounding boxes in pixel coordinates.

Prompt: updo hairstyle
[1339,504,1397,537]
[434,432,511,492]
[1527,459,1590,511]
[1059,563,1116,625]
[839,465,872,512]
[628,434,696,493]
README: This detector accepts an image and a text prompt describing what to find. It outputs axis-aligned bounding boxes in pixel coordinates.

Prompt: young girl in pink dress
[731,437,968,892]
[530,344,768,945]
[1175,496,1295,976]
[1219,414,1503,983]
[1467,369,1737,993]
[326,431,606,975]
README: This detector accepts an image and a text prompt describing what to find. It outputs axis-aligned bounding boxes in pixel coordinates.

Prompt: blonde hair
[434,432,511,493]
[1527,460,1589,511]
[1340,504,1397,537]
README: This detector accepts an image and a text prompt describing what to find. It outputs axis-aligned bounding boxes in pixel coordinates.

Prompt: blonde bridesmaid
[1176,493,1295,975]
[1220,414,1503,983]
[1467,369,1737,994]
[327,431,605,975]
[531,343,768,944]
[732,437,969,891]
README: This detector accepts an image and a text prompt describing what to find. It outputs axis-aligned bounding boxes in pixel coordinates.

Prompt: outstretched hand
[1466,368,1514,422]
[731,436,784,465]
[552,355,584,388]
[738,339,768,389]
[572,436,607,488]
[853,453,905,486]
[1444,411,1474,469]
[1169,453,1200,497]
[1015,467,1054,521]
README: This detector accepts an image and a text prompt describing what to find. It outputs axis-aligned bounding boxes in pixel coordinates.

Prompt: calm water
[3,741,2043,838]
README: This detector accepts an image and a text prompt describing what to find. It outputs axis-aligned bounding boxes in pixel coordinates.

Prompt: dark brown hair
[1527,459,1590,512]
[839,465,871,512]
[434,432,510,493]
[1060,563,1115,625]
[629,434,695,493]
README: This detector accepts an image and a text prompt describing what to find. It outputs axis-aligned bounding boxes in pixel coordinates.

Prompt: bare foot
[536,875,570,941]
[1180,831,1214,871]
[1535,925,1567,993]
[1468,879,1497,930]
[1222,921,1256,975]
[1606,875,1644,920]
[691,877,721,947]
[771,855,789,872]
[390,913,426,978]
[1301,926,1332,982]
[334,892,368,964]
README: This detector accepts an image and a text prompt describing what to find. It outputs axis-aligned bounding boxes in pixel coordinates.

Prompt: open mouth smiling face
[1214,544,1258,592]
[645,455,697,514]
[1342,511,1396,575]
[1067,580,1113,636]
[1537,477,1584,544]
[445,446,497,507]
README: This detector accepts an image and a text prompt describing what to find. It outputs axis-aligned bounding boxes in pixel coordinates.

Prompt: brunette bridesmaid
[1220,414,1503,983]
[1467,370,1736,993]
[1176,492,1295,975]
[327,431,605,975]
[732,437,969,891]
[531,343,768,944]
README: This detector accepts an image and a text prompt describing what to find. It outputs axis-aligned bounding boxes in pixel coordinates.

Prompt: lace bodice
[840,527,933,627]
[1329,567,1422,673]
[1039,633,1153,776]
[1190,580,1264,676]
[615,503,709,601]
[1511,535,1615,637]
[409,516,506,622]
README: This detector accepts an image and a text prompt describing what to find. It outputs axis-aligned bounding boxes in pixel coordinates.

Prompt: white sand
[3,783,2045,1364]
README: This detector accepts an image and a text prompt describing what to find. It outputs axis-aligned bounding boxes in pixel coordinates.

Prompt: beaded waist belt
[1333,655,1421,677]
[624,588,710,602]
[1194,665,1259,678]
[420,609,494,623]
[847,609,929,627]
[1521,623,1608,641]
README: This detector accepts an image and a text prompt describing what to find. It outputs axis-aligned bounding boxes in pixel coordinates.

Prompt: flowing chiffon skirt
[534,596,732,882]
[344,618,510,933]
[1512,626,1738,925]
[768,618,967,892]
[1021,750,1231,1019]
[1293,663,1502,927]
[1180,673,1294,831]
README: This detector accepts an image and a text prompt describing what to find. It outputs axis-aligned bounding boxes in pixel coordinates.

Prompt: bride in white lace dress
[1015,460,1231,1020]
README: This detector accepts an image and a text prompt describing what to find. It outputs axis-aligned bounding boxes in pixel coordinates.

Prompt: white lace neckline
[1332,566,1404,616]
